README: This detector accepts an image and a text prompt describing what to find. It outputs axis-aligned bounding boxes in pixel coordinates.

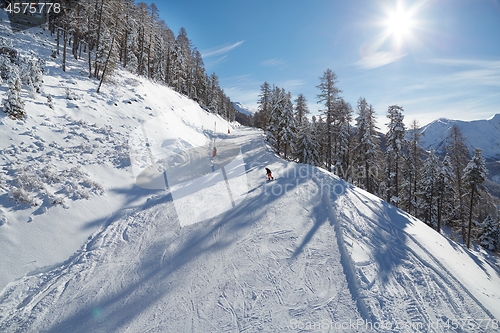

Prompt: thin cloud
[201,41,245,58]
[204,55,229,68]
[356,26,407,69]
[261,58,286,67]
[402,58,500,90]
[357,51,407,69]
[278,79,306,89]
[220,75,261,107]
[424,58,500,69]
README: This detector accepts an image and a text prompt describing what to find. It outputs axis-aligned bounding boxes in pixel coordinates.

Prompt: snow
[420,115,500,160]
[1,10,500,332]
[232,101,256,116]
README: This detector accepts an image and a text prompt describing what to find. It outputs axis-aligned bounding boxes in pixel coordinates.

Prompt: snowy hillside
[0,10,236,292]
[419,114,500,161]
[1,11,500,333]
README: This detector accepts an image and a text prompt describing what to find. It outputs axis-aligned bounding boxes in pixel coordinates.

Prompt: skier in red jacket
[265,168,274,181]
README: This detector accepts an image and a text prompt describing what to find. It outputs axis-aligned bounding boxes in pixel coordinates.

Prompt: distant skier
[265,167,274,181]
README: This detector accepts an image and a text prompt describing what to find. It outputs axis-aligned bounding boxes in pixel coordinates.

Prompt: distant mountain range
[230,102,499,163]
[419,114,500,161]
[232,102,256,116]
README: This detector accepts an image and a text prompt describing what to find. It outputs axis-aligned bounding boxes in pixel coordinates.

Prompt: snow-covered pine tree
[294,94,309,128]
[293,94,319,165]
[174,27,192,95]
[147,3,163,81]
[353,98,381,194]
[385,105,406,207]
[436,154,455,233]
[2,65,26,120]
[444,125,471,240]
[401,120,424,216]
[125,27,139,72]
[479,214,498,251]
[62,0,89,61]
[134,2,151,77]
[207,73,221,113]
[162,27,177,86]
[93,0,124,82]
[316,69,341,172]
[418,148,440,228]
[218,89,227,117]
[463,148,488,248]
[255,82,272,129]
[333,98,352,180]
[0,54,8,83]
[313,115,327,169]
[294,119,320,166]
[26,58,43,94]
[278,92,295,159]
[191,49,207,102]
[96,32,119,93]
[27,78,36,99]
[266,86,286,152]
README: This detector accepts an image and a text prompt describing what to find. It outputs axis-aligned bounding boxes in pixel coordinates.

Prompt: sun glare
[385,8,414,43]
[359,1,425,68]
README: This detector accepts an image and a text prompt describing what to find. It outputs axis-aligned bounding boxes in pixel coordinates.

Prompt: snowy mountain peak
[232,101,256,116]
[420,114,500,160]
[489,113,500,122]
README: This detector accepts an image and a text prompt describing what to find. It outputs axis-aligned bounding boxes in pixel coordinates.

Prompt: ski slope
[1,10,500,333]
[1,125,500,332]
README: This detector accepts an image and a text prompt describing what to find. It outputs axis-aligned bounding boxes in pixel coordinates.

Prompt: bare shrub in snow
[9,188,32,205]
[47,94,54,109]
[65,87,80,100]
[0,209,7,226]
[6,162,104,208]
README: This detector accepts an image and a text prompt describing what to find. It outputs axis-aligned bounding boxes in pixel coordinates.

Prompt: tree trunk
[96,36,115,93]
[93,0,104,78]
[148,33,152,78]
[139,27,145,75]
[437,192,443,233]
[395,159,399,207]
[62,29,67,72]
[458,176,466,242]
[365,160,370,193]
[72,31,79,60]
[88,44,93,78]
[56,27,60,55]
[467,187,475,249]
[122,30,128,68]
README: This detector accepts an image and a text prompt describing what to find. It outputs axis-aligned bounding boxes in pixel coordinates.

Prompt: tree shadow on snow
[42,130,313,332]
[347,190,412,286]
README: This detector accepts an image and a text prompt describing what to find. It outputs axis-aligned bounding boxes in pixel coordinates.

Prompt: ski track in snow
[1,128,499,332]
[0,130,363,332]
[336,190,496,332]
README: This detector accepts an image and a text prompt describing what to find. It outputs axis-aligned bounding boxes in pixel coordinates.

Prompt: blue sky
[141,0,500,129]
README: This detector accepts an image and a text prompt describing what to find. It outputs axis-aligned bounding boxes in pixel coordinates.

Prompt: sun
[385,8,415,44]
